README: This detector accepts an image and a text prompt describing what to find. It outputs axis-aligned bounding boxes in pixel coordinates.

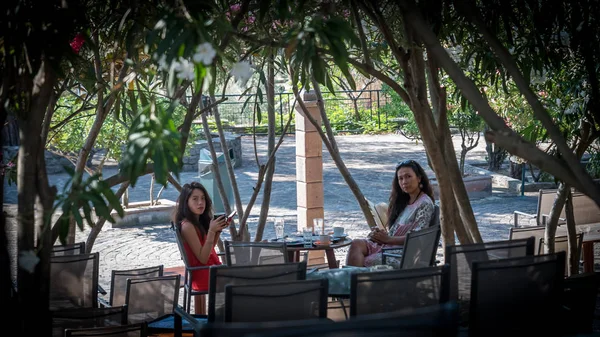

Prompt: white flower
[157,55,169,71]
[229,61,253,86]
[154,19,166,30]
[174,58,195,81]
[556,98,561,106]
[193,42,216,65]
[19,250,39,274]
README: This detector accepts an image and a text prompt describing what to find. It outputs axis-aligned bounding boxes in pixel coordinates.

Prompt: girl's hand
[209,215,228,233]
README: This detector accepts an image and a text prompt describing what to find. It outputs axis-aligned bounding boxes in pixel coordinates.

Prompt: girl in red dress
[175,182,229,314]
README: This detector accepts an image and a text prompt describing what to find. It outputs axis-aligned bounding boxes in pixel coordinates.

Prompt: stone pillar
[295,91,324,234]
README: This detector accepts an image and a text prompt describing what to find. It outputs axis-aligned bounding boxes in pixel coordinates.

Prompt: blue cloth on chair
[148,313,208,331]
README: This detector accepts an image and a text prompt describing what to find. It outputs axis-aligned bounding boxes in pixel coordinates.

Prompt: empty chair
[100,265,164,308]
[51,242,86,256]
[125,274,180,324]
[233,302,459,337]
[208,262,307,322]
[561,272,600,335]
[224,241,289,266]
[468,252,566,336]
[64,322,148,337]
[382,225,442,269]
[171,222,211,313]
[444,237,534,321]
[508,225,545,243]
[538,233,584,276]
[224,279,328,323]
[52,305,128,337]
[50,252,100,310]
[350,264,449,317]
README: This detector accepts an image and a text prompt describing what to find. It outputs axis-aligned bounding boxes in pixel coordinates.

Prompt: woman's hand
[370,229,390,245]
[209,215,228,233]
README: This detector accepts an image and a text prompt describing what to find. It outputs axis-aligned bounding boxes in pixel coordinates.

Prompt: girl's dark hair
[174,182,213,237]
[387,160,434,228]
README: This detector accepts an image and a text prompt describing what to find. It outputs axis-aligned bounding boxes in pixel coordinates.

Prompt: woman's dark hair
[387,160,434,228]
[174,182,213,237]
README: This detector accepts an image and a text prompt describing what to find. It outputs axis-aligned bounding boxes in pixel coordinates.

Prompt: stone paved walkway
[5,134,541,292]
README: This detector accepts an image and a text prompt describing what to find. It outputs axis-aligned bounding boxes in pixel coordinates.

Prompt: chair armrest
[382,252,402,265]
[97,297,111,308]
[513,211,537,227]
[98,284,107,296]
[540,214,567,226]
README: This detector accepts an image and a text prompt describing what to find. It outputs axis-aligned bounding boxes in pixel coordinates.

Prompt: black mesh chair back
[109,265,164,307]
[224,240,288,266]
[444,237,534,305]
[52,305,128,337]
[350,264,449,317]
[65,322,148,337]
[224,279,328,323]
[51,242,86,256]
[400,225,442,269]
[50,252,100,309]
[561,272,600,335]
[208,262,307,322]
[171,221,211,313]
[469,252,565,336]
[244,302,459,337]
[539,233,584,276]
[125,274,180,324]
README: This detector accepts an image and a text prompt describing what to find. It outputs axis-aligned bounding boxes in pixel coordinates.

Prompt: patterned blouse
[363,193,434,268]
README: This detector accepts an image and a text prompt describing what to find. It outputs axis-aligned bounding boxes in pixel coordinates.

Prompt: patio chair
[539,233,584,276]
[381,225,442,269]
[52,305,128,337]
[50,252,100,310]
[444,237,535,323]
[561,272,600,335]
[51,242,86,256]
[224,279,329,322]
[249,302,459,337]
[350,264,450,317]
[468,252,565,336]
[171,221,211,313]
[507,225,546,243]
[64,322,148,337]
[223,240,289,266]
[207,262,307,323]
[99,265,164,308]
[513,188,565,227]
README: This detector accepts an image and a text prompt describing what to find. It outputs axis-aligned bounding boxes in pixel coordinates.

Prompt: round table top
[285,237,353,251]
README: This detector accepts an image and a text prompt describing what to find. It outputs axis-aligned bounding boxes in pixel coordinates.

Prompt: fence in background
[200,89,393,134]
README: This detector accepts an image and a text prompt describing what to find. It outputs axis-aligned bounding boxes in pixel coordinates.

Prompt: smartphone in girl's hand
[227,210,237,222]
[213,214,225,220]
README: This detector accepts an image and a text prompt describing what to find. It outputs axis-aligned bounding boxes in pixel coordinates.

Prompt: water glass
[313,218,324,235]
[302,228,313,247]
[274,218,285,240]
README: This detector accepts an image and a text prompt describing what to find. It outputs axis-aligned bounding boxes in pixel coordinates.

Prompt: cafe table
[275,235,353,269]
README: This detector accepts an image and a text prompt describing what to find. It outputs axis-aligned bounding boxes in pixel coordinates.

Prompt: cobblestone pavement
[5,134,540,292]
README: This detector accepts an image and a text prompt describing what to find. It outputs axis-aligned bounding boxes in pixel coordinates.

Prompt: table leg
[287,251,297,263]
[583,242,595,273]
[325,249,339,269]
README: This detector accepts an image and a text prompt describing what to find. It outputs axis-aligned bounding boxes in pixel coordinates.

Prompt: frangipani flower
[229,61,253,86]
[193,42,216,65]
[173,58,195,81]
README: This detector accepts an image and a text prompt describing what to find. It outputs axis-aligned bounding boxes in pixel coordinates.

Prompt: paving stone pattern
[5,134,542,293]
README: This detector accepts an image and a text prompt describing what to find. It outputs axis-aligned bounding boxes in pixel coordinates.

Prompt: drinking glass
[313,218,324,235]
[274,218,285,240]
[302,228,313,248]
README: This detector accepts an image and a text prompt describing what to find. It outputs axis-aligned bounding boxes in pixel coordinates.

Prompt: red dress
[182,224,222,292]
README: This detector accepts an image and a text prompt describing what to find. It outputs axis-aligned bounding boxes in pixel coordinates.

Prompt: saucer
[332,233,348,239]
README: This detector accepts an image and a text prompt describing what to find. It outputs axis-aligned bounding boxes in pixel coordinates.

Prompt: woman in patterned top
[346,160,434,268]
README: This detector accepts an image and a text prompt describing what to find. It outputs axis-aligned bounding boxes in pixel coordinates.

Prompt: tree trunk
[255,54,276,242]
[564,190,579,276]
[16,58,56,336]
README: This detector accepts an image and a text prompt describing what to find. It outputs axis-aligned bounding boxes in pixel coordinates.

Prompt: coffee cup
[333,226,344,237]
[318,235,330,245]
